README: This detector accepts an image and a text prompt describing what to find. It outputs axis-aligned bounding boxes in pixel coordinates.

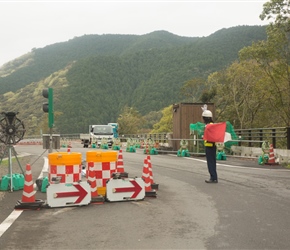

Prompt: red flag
[203,122,226,142]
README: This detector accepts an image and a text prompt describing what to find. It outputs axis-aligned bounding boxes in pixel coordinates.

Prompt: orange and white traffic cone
[115,150,128,178]
[265,144,279,165]
[116,149,124,173]
[146,144,149,155]
[22,164,36,203]
[15,164,44,209]
[87,162,104,203]
[147,155,159,190]
[142,158,157,197]
[142,157,149,181]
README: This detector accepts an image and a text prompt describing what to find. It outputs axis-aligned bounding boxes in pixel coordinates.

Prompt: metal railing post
[287,127,290,150]
[259,129,263,147]
[272,129,276,148]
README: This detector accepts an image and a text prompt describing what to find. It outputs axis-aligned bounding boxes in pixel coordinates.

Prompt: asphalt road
[0,144,290,249]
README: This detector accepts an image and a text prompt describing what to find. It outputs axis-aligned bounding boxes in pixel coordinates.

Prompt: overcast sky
[0,0,270,67]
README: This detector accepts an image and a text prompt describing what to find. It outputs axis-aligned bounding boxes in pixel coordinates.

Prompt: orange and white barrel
[86,151,118,196]
[48,152,82,184]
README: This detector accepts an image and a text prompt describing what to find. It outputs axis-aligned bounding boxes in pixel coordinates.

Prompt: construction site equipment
[0,112,26,192]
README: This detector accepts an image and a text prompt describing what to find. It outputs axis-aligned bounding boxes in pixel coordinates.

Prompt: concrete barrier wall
[231,146,290,163]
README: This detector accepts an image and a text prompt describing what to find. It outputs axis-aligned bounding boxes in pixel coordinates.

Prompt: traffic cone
[87,162,104,203]
[145,144,149,155]
[147,155,159,190]
[142,157,149,181]
[21,164,36,202]
[142,158,157,197]
[115,150,128,178]
[67,148,71,153]
[15,164,44,209]
[265,144,279,165]
[116,149,124,172]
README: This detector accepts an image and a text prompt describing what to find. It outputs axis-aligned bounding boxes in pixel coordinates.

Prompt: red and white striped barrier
[49,165,81,183]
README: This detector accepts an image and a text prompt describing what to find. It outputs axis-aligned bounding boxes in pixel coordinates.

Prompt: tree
[117,106,144,135]
[180,78,205,102]
[207,61,269,128]
[150,105,173,133]
[260,0,290,29]
[239,0,290,126]
[141,111,163,133]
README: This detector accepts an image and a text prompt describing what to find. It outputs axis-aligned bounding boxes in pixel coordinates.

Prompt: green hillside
[0,31,195,94]
[0,26,267,135]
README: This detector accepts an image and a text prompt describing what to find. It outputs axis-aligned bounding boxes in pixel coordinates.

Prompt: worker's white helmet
[202,110,212,118]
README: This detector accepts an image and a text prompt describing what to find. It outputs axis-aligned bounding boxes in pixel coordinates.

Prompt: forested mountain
[0,30,196,94]
[0,26,267,134]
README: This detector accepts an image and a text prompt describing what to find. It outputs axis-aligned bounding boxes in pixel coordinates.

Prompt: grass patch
[0,156,31,177]
[0,158,18,167]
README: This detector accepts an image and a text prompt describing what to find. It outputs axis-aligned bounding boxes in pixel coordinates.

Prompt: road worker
[202,107,218,183]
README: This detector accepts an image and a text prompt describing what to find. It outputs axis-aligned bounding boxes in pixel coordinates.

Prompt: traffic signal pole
[42,88,54,153]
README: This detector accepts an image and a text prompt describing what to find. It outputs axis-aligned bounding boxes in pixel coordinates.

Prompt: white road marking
[185,157,289,171]
[0,157,48,239]
[0,210,22,237]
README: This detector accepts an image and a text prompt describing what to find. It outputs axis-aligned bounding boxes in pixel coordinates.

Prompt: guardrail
[234,127,290,149]
[125,127,290,150]
[120,133,169,143]
[19,126,290,150]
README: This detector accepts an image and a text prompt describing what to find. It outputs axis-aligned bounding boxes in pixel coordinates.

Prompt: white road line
[185,157,290,171]
[0,210,22,237]
[0,157,48,239]
[38,157,48,179]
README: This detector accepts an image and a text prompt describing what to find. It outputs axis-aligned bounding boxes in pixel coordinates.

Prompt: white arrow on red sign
[113,180,142,198]
[55,184,88,203]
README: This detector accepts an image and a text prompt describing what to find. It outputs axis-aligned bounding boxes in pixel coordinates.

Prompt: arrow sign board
[47,182,91,208]
[106,177,145,202]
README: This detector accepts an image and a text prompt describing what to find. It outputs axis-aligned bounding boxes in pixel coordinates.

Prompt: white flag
[224,132,232,142]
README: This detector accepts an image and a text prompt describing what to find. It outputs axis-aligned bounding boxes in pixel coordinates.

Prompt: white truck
[80,124,115,148]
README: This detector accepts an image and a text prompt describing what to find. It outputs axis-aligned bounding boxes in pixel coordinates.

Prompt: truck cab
[90,125,114,147]
[108,123,119,138]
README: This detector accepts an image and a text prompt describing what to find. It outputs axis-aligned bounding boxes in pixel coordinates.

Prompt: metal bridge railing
[121,133,169,143]
[123,127,290,150]
[20,126,290,150]
[234,127,289,149]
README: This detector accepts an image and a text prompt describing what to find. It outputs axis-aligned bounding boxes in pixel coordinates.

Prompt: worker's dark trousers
[205,146,217,180]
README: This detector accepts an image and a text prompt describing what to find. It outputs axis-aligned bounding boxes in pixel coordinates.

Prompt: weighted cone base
[111,172,129,179]
[120,172,128,178]
[145,190,157,197]
[151,183,159,190]
[91,195,105,203]
[15,199,45,210]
